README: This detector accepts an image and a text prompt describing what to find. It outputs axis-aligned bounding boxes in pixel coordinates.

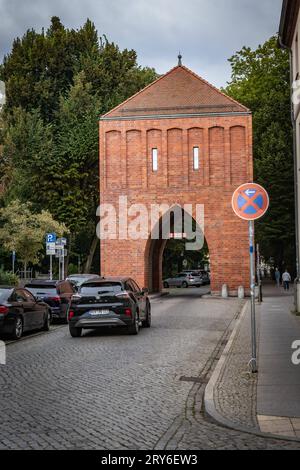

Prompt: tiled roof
[102,65,250,119]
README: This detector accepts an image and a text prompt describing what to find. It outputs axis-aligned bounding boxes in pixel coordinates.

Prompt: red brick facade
[99,65,253,294]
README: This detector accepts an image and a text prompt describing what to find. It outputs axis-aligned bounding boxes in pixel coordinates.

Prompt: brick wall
[99,114,253,295]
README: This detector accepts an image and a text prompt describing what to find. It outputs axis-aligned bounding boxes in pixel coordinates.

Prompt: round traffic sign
[232,183,269,221]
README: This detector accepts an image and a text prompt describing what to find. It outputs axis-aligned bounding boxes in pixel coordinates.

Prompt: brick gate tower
[99,61,253,295]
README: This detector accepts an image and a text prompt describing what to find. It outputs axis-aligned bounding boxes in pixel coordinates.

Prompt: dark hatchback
[0,286,51,340]
[68,278,151,337]
[25,280,76,323]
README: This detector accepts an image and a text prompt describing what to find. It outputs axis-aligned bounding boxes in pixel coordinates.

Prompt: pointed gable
[102,65,250,119]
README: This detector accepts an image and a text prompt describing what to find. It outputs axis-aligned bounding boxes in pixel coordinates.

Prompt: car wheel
[128,314,140,335]
[69,326,82,338]
[11,317,23,340]
[163,282,169,289]
[182,281,189,289]
[142,302,151,328]
[42,311,51,331]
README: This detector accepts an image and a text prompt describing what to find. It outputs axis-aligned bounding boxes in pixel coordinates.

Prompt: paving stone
[1,294,300,450]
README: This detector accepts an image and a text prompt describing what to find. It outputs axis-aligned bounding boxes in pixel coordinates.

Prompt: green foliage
[0,200,68,269]
[67,263,80,275]
[0,17,157,271]
[0,268,19,286]
[225,36,295,271]
[0,17,157,121]
[163,240,209,279]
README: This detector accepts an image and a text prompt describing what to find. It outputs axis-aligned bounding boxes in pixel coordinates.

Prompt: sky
[0,0,283,88]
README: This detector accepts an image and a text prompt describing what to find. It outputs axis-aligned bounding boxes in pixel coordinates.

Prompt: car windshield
[80,282,123,295]
[0,288,13,302]
[25,285,57,295]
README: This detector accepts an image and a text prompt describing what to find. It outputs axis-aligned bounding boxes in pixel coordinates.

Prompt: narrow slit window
[193,147,199,170]
[152,148,158,172]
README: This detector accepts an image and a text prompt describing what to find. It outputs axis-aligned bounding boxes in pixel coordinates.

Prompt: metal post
[12,251,15,275]
[257,244,262,303]
[249,221,258,373]
[61,251,65,280]
[58,252,61,281]
[50,255,53,281]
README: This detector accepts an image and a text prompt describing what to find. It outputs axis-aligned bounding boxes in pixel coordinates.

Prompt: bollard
[222,284,229,298]
[238,286,245,299]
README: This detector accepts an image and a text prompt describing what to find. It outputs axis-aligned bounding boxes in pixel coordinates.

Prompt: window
[193,147,199,170]
[23,290,36,302]
[130,280,141,293]
[15,289,33,303]
[80,282,123,296]
[125,281,133,292]
[152,148,158,172]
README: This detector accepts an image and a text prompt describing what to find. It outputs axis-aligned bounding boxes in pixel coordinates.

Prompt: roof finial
[178,52,182,66]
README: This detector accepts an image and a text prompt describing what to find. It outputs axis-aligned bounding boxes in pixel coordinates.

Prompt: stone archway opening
[162,238,209,285]
[145,206,210,293]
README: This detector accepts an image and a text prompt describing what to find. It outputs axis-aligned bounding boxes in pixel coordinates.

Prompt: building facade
[99,63,253,294]
[280,0,300,311]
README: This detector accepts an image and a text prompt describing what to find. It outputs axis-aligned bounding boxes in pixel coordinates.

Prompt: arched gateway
[99,62,253,295]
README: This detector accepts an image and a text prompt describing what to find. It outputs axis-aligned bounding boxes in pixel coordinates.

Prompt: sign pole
[257,243,262,304]
[62,251,65,281]
[46,233,57,280]
[50,255,53,281]
[232,183,269,375]
[12,251,16,275]
[249,220,257,373]
[58,253,61,281]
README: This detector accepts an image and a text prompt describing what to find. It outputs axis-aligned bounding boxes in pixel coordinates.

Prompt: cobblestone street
[1,291,299,450]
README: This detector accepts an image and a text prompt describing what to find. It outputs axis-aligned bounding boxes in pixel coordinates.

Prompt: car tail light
[124,308,132,317]
[50,296,61,302]
[68,310,75,320]
[0,306,9,315]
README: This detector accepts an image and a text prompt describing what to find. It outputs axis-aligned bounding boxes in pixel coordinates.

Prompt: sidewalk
[257,283,300,438]
[204,281,300,441]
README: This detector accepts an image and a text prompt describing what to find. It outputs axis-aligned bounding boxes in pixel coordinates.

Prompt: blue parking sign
[46,233,57,244]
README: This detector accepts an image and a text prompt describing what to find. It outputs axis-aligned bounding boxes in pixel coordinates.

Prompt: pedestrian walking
[282,270,292,291]
[275,268,281,287]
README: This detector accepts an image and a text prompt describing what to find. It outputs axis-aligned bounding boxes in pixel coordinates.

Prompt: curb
[204,301,300,444]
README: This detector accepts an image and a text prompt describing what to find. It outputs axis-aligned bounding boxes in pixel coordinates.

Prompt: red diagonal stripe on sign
[238,191,262,214]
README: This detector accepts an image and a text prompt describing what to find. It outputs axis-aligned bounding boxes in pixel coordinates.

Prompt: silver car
[163,272,203,289]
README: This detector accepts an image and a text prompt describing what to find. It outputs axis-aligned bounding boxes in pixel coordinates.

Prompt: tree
[225,36,295,272]
[163,239,209,278]
[1,106,54,206]
[0,200,68,276]
[0,17,158,274]
[0,17,157,122]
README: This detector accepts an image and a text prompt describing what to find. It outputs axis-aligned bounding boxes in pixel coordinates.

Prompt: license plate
[89,310,110,316]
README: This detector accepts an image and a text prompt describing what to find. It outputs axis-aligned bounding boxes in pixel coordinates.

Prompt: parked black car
[68,277,151,337]
[25,280,76,323]
[0,286,51,340]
